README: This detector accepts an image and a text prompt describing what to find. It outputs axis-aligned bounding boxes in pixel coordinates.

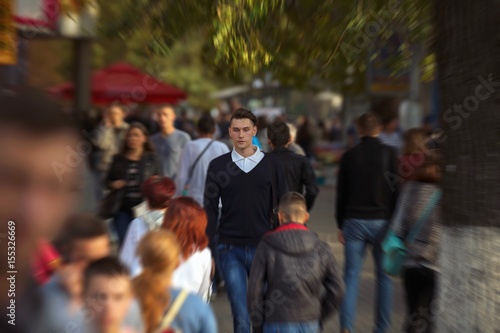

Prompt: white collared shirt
[231,145,265,173]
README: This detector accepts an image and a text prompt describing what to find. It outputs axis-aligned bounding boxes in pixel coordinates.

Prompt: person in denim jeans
[336,112,399,333]
[204,109,287,333]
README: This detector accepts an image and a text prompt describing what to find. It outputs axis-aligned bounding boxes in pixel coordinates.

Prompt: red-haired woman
[162,197,212,301]
[121,197,212,301]
[120,175,176,276]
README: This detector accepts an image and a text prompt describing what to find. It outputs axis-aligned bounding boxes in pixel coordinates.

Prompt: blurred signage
[14,0,58,32]
[367,33,410,95]
[0,0,16,64]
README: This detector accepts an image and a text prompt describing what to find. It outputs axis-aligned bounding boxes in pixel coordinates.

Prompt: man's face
[109,107,125,127]
[0,128,82,269]
[85,275,133,329]
[229,118,257,151]
[70,235,110,267]
[157,107,176,130]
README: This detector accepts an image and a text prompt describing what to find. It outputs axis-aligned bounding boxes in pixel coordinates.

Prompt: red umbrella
[48,62,187,105]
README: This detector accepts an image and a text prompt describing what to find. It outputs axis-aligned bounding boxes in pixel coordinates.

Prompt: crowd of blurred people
[0,88,442,333]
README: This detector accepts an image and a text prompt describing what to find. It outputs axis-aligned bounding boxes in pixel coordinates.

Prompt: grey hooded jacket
[247,223,344,332]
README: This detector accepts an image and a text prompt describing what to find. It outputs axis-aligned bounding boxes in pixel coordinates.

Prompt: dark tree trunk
[435,0,500,331]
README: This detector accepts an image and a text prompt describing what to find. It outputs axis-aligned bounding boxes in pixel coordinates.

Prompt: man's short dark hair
[370,97,400,126]
[267,120,291,147]
[278,192,307,221]
[357,112,382,136]
[83,256,130,291]
[230,108,257,126]
[55,214,108,259]
[197,114,216,134]
[0,88,79,135]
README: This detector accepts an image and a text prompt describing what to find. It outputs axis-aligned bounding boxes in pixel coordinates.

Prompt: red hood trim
[266,223,308,235]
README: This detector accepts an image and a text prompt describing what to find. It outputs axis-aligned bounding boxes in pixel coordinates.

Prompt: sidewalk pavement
[210,186,406,333]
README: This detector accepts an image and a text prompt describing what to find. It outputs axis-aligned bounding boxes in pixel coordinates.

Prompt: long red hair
[161,197,208,259]
[133,230,180,333]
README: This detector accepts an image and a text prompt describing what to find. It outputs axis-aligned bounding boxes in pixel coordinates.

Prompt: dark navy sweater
[204,152,288,249]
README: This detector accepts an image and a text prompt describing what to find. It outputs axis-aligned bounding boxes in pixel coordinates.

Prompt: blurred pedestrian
[151,104,191,179]
[105,123,162,246]
[248,192,344,333]
[287,123,306,156]
[373,98,403,154]
[399,128,428,182]
[0,88,83,333]
[296,116,315,158]
[204,108,288,333]
[267,120,319,211]
[176,114,230,205]
[94,105,130,198]
[40,214,111,332]
[134,230,217,333]
[336,112,399,333]
[120,176,176,275]
[392,152,443,333]
[175,109,197,139]
[83,257,142,333]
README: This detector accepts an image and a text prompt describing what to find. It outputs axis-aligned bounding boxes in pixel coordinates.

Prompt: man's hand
[338,230,345,245]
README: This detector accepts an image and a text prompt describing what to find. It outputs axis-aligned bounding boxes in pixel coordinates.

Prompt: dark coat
[247,223,344,332]
[270,147,319,211]
[105,151,163,209]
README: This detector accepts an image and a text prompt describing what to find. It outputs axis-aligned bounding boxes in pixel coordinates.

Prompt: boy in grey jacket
[247,192,344,333]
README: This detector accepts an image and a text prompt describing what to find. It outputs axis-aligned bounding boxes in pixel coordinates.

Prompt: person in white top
[121,196,212,301]
[119,175,176,276]
[176,114,230,206]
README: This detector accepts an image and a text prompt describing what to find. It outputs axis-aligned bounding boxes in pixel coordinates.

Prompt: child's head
[84,257,133,331]
[278,192,309,224]
[56,214,110,266]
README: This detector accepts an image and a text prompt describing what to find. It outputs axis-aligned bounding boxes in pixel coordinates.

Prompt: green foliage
[99,0,434,91]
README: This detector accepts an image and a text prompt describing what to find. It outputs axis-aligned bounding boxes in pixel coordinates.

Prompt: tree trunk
[435,0,500,332]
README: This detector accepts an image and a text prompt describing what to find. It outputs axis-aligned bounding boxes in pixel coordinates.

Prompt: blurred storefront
[0,0,98,113]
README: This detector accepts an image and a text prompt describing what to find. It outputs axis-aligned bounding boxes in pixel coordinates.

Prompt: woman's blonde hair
[133,230,180,333]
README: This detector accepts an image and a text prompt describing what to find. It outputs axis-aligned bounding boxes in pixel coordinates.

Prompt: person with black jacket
[248,192,344,333]
[336,112,399,333]
[267,120,319,211]
[204,108,287,333]
[106,122,162,246]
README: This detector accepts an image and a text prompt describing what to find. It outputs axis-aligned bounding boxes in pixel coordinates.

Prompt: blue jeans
[113,210,134,247]
[263,321,320,333]
[340,218,393,333]
[217,244,256,333]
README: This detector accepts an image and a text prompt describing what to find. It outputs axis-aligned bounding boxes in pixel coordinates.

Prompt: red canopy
[48,62,187,105]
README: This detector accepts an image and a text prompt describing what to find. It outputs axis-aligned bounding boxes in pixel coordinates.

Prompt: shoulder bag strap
[406,189,442,245]
[186,140,215,187]
[157,289,189,332]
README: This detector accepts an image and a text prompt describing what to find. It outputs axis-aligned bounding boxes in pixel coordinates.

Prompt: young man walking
[151,104,191,179]
[204,108,287,333]
[336,112,399,333]
[267,120,319,211]
[248,192,344,333]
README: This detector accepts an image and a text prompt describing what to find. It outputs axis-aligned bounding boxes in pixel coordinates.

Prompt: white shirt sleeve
[119,218,147,277]
[198,248,213,302]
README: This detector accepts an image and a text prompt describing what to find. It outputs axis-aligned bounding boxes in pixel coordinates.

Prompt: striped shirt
[392,181,443,270]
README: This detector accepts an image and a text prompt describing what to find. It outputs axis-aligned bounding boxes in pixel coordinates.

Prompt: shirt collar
[231,145,263,162]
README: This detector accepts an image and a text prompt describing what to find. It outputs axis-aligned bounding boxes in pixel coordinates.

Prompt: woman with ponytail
[134,230,217,333]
